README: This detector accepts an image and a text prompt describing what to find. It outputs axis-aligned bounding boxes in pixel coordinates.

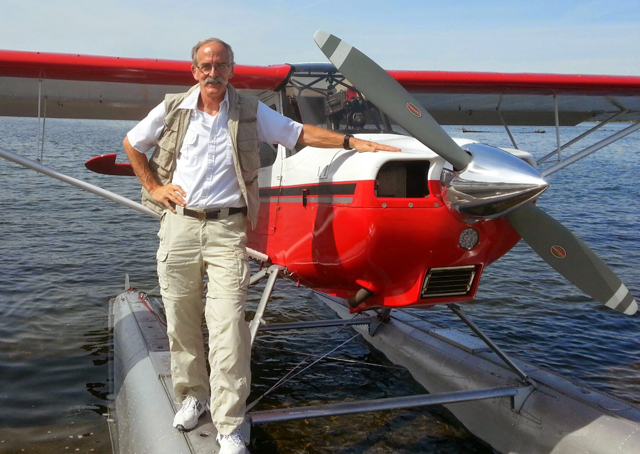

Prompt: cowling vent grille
[421,266,476,298]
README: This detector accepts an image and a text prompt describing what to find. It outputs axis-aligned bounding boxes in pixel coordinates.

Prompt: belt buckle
[196,211,207,221]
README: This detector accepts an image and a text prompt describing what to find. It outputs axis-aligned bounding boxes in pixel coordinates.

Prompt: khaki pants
[156,210,251,436]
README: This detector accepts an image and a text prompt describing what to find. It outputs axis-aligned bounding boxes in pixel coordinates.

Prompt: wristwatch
[343,134,354,150]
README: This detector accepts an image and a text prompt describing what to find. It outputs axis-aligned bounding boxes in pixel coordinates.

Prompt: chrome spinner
[441,144,549,219]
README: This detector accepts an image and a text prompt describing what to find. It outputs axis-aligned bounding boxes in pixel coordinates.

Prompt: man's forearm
[297,124,401,153]
[123,136,159,193]
[297,124,345,148]
[123,136,187,211]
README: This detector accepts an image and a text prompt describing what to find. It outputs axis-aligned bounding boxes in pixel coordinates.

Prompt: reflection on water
[0,118,638,453]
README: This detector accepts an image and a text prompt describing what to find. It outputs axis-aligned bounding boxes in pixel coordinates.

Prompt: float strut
[248,386,520,424]
[369,308,391,336]
[249,265,284,346]
[448,304,535,387]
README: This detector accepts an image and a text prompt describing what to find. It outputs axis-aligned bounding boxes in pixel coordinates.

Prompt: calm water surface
[0,118,638,453]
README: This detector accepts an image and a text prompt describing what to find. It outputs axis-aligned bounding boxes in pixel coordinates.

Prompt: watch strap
[343,134,353,150]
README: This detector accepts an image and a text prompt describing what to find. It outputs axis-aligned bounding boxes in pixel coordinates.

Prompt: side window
[282,96,304,157]
[287,143,304,158]
[259,142,277,168]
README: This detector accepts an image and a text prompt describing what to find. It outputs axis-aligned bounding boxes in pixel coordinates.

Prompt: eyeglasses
[196,63,232,74]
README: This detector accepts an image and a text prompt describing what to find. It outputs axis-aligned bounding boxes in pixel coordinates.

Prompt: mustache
[205,76,227,85]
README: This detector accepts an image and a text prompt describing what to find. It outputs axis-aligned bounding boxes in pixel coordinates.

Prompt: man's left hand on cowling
[351,138,401,153]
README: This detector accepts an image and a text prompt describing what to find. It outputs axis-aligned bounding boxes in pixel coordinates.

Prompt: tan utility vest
[141,84,261,229]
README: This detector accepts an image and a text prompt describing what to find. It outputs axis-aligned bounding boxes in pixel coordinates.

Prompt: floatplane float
[1,31,639,453]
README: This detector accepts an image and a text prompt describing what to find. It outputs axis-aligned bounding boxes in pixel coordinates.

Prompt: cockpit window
[284,69,408,135]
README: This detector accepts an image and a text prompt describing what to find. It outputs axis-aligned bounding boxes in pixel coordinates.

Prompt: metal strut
[542,121,640,178]
[0,146,270,262]
[537,109,629,164]
[498,110,518,149]
[448,304,534,387]
[259,318,371,332]
[244,299,534,428]
[248,387,519,424]
[36,80,47,162]
[248,264,284,346]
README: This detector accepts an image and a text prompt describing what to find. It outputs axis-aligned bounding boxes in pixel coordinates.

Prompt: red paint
[389,70,640,96]
[406,102,422,117]
[6,49,573,311]
[550,245,567,259]
[248,179,520,311]
[0,50,291,90]
[85,154,135,176]
[3,49,640,94]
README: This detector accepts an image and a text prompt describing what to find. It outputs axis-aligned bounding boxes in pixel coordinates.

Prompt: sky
[2,0,639,75]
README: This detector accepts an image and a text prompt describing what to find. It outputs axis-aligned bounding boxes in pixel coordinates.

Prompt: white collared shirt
[127,88,302,209]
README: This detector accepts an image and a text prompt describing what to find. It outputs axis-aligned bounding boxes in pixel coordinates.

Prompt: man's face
[191,42,234,99]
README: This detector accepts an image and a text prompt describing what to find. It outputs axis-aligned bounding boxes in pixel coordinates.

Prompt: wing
[4,49,638,181]
[391,70,640,126]
[1,49,639,126]
[0,50,292,120]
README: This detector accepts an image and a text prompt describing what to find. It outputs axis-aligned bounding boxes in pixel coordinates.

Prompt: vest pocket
[237,140,260,171]
[155,166,172,181]
[152,127,178,175]
[158,127,177,151]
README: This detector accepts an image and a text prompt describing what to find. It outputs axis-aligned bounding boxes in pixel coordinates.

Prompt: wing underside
[0,50,639,125]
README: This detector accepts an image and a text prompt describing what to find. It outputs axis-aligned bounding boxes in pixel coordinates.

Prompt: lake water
[0,118,638,453]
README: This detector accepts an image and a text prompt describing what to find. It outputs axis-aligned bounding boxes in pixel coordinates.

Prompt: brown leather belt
[173,204,247,221]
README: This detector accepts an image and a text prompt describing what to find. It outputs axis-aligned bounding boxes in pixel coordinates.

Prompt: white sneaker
[217,428,248,454]
[172,395,206,431]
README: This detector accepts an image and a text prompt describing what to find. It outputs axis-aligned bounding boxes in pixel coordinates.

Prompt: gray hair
[191,38,235,66]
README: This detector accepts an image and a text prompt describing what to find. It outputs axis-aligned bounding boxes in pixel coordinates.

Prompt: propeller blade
[507,203,637,315]
[314,31,471,171]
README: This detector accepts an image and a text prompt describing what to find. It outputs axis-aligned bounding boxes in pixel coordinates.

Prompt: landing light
[459,228,479,250]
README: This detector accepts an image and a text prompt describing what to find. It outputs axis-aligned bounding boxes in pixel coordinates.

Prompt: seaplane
[1,31,639,453]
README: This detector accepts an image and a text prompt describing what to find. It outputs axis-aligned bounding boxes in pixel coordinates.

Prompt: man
[123,38,400,454]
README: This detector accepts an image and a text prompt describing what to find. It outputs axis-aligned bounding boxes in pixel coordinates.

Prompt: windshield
[284,67,408,135]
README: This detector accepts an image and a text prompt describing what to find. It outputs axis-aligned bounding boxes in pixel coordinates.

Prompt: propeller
[313,31,470,171]
[313,31,637,316]
[507,204,637,315]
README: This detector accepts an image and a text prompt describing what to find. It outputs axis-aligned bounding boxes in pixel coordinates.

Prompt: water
[0,118,638,453]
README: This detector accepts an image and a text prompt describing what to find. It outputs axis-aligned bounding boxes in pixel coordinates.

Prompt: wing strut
[36,79,47,163]
[0,146,270,262]
[1,145,159,218]
[554,94,562,161]
[498,109,518,149]
[541,121,640,177]
[537,109,630,164]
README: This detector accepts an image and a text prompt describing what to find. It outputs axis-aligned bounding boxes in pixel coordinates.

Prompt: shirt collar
[177,87,229,112]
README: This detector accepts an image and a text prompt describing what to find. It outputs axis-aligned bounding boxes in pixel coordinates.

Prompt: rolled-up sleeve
[256,102,303,150]
[126,101,167,154]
